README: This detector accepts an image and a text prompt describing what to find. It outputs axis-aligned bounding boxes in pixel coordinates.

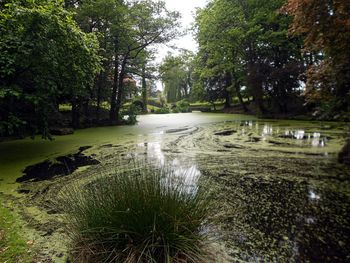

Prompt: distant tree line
[0,0,179,138]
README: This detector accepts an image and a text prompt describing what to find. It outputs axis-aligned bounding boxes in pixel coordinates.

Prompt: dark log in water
[16,146,99,183]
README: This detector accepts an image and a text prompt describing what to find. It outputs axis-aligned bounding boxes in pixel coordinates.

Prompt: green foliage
[154,107,171,114]
[0,0,101,137]
[284,0,350,119]
[160,51,194,103]
[194,0,304,113]
[60,162,210,262]
[174,99,190,113]
[121,104,139,125]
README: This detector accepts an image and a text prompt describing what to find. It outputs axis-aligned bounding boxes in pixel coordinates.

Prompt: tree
[194,0,305,113]
[67,0,179,122]
[127,49,158,113]
[284,0,350,118]
[108,0,180,122]
[0,0,101,137]
[66,0,125,122]
[160,52,194,103]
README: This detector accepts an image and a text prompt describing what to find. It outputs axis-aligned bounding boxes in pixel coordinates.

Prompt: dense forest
[0,0,349,139]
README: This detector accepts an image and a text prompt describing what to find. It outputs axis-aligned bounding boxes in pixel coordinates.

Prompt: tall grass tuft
[60,162,211,263]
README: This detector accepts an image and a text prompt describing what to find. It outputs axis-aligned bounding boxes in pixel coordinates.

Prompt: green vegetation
[148,105,161,112]
[157,0,349,120]
[61,163,211,262]
[0,199,33,262]
[0,0,101,137]
[0,0,349,261]
[154,107,171,114]
[174,100,191,113]
[121,104,139,125]
[160,51,194,103]
[0,0,180,137]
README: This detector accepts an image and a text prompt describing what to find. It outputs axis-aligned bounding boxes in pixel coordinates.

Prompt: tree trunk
[110,37,120,123]
[71,98,80,129]
[115,57,128,123]
[235,82,248,112]
[141,64,148,113]
[247,63,265,114]
[224,89,231,109]
[224,73,232,109]
[95,75,102,122]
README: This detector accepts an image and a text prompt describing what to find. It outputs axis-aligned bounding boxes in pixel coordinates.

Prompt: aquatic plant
[61,162,211,263]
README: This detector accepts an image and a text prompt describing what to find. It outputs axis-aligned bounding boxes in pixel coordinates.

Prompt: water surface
[0,113,349,262]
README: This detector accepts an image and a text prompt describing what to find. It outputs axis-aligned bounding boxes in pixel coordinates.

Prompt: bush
[60,162,211,263]
[121,104,138,125]
[174,100,190,113]
[132,100,144,112]
[154,107,170,114]
[148,97,163,108]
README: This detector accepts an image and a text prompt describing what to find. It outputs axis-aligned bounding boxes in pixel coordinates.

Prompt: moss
[0,199,33,262]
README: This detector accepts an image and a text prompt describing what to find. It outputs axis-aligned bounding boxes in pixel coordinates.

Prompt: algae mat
[0,113,349,262]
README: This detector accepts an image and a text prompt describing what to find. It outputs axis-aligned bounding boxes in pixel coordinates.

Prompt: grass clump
[61,163,211,263]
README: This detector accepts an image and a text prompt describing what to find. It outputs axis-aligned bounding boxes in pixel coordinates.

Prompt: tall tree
[160,52,194,103]
[109,0,180,122]
[194,0,304,113]
[284,0,350,118]
[0,0,100,137]
[66,0,126,122]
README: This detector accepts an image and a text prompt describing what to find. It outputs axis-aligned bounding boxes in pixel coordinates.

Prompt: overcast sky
[154,0,208,89]
[155,0,208,63]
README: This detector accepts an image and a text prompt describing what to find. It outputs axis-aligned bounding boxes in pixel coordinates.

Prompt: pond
[0,113,349,262]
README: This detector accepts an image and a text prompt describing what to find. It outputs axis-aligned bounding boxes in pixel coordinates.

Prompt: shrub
[172,108,180,113]
[148,97,163,108]
[174,100,190,113]
[154,107,170,114]
[132,100,144,112]
[60,162,211,263]
[121,104,138,125]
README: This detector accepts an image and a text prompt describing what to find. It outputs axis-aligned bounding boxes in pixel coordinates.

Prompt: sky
[155,0,208,62]
[155,0,208,89]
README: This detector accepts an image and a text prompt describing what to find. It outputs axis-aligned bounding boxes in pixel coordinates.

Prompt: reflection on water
[236,121,330,148]
[262,124,273,139]
[150,118,349,262]
[308,189,321,200]
[138,141,202,193]
[139,142,165,165]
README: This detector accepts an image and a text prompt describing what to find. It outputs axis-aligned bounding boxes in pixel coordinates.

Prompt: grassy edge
[0,198,33,262]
